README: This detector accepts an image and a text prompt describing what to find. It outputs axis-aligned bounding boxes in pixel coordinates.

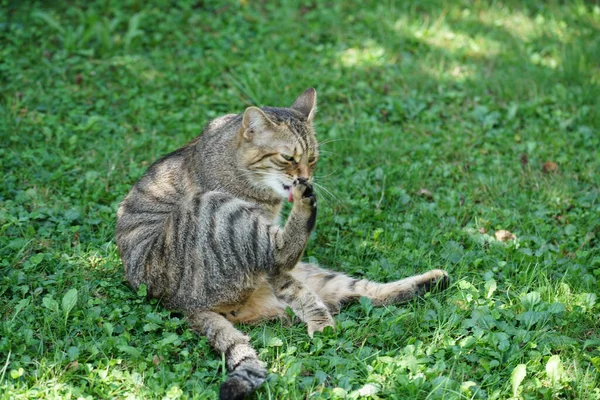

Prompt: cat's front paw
[292,178,316,208]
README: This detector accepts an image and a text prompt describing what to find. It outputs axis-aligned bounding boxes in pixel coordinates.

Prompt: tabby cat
[116,88,449,399]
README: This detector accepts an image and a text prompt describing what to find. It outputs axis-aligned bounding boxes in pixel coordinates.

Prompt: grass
[1,0,599,398]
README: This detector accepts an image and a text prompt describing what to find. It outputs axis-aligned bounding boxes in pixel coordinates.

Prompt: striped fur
[116,88,449,399]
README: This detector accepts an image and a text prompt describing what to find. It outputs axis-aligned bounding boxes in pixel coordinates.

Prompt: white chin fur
[263,175,289,199]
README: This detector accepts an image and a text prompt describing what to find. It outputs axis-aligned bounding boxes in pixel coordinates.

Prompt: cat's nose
[297,177,308,184]
[299,164,310,177]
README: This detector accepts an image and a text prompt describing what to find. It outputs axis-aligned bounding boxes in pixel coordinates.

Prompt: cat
[115,88,449,400]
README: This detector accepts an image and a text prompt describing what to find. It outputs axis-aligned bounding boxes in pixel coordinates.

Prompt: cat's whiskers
[314,167,341,180]
[312,180,338,202]
[317,138,348,147]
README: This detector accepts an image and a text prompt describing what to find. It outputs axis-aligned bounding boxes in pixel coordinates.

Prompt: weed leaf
[485,279,497,299]
[103,322,114,336]
[42,296,59,313]
[118,345,142,358]
[137,284,147,297]
[13,298,31,317]
[359,296,373,316]
[546,355,564,383]
[511,364,527,397]
[62,288,78,317]
[32,11,65,34]
[520,292,541,311]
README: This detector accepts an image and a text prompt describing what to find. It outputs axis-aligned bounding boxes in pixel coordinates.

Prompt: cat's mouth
[283,184,293,202]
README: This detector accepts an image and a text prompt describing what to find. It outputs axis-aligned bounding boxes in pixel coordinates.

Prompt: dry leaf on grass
[417,188,433,199]
[542,161,558,173]
[67,361,80,371]
[478,227,487,234]
[495,230,516,241]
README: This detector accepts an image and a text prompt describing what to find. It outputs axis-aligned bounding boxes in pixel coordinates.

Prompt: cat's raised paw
[292,179,316,207]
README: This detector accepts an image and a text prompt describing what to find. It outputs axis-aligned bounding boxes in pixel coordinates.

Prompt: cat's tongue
[287,187,293,202]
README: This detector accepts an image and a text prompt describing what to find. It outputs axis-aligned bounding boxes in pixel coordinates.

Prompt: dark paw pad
[293,179,314,198]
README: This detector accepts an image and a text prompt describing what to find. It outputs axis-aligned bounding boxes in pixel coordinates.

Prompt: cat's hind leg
[187,310,266,400]
[291,263,449,313]
[270,272,335,337]
[214,280,288,325]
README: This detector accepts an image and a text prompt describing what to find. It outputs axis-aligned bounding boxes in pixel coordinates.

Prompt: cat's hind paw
[307,317,335,338]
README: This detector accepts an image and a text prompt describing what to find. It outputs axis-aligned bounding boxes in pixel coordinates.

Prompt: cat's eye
[308,156,317,164]
[281,154,296,163]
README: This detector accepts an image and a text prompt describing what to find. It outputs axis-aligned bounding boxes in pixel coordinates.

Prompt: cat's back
[116,144,197,287]
[198,113,241,145]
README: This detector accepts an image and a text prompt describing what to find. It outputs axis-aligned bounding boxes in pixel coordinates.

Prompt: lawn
[1,0,599,398]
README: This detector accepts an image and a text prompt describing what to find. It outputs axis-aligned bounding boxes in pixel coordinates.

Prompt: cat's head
[238,88,319,201]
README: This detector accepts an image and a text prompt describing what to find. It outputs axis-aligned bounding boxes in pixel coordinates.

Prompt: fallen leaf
[554,215,569,224]
[542,161,558,173]
[68,361,79,371]
[495,230,516,241]
[478,227,487,234]
[72,231,80,247]
[417,188,433,199]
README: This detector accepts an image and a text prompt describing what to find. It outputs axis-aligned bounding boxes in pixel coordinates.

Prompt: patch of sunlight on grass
[416,58,475,83]
[478,8,575,46]
[478,9,539,42]
[337,40,389,67]
[393,17,503,59]
[530,52,559,70]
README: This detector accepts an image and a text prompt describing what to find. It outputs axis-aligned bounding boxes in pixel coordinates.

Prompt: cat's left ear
[291,88,317,123]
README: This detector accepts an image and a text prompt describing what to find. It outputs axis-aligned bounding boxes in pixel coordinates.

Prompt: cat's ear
[291,88,317,122]
[241,107,276,141]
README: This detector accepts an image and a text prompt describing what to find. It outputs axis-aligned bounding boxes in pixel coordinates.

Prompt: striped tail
[187,311,267,400]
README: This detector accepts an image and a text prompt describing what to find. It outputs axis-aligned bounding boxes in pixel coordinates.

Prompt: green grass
[1,0,599,398]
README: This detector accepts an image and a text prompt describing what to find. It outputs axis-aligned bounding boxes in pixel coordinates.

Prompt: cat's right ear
[241,107,276,141]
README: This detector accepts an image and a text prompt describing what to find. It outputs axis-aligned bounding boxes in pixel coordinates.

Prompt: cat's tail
[187,310,267,400]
